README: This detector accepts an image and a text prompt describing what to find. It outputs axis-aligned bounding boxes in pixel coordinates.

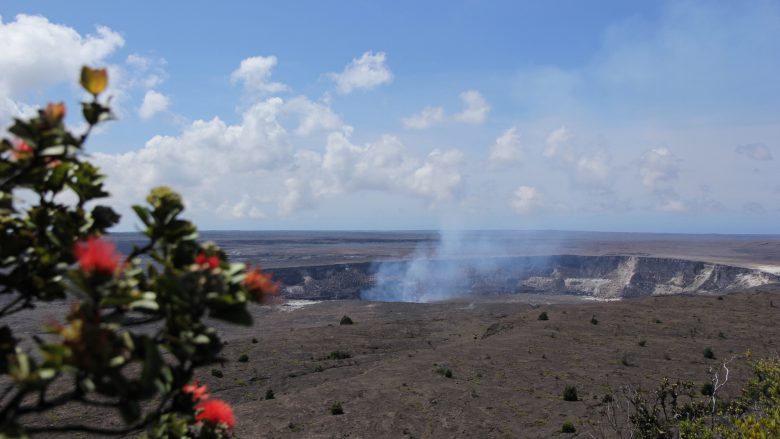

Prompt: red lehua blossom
[183,381,209,402]
[73,237,120,275]
[195,252,220,270]
[244,267,280,304]
[12,141,33,160]
[196,399,236,430]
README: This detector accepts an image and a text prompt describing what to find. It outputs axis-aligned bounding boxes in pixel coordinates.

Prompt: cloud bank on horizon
[1,1,779,233]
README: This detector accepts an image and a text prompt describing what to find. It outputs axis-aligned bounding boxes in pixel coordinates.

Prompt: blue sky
[1,1,779,233]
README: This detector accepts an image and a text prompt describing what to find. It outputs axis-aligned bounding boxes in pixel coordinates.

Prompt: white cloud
[657,199,688,213]
[0,14,124,125]
[329,51,393,94]
[511,186,541,214]
[138,90,170,120]
[402,90,490,129]
[735,143,772,161]
[489,126,523,163]
[401,106,445,129]
[94,98,292,219]
[453,90,490,124]
[576,153,610,186]
[544,127,572,159]
[283,96,350,136]
[319,133,463,201]
[639,147,679,192]
[231,55,288,95]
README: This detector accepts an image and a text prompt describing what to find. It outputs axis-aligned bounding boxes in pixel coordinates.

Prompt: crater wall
[271,255,780,301]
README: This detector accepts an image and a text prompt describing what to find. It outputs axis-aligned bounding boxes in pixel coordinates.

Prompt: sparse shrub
[638,339,647,347]
[602,393,614,404]
[703,347,715,359]
[701,382,714,396]
[340,315,354,325]
[561,421,576,433]
[314,364,324,372]
[590,316,599,325]
[718,331,726,339]
[252,337,259,343]
[654,318,663,324]
[211,368,224,378]
[238,354,249,362]
[265,389,275,400]
[435,367,453,378]
[288,422,303,432]
[538,311,549,321]
[621,353,635,367]
[562,385,579,401]
[330,401,344,415]
[324,350,351,360]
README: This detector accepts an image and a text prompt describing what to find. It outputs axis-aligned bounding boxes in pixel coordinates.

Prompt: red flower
[183,381,209,402]
[244,267,280,304]
[73,237,120,275]
[11,140,33,160]
[196,399,235,430]
[195,252,220,270]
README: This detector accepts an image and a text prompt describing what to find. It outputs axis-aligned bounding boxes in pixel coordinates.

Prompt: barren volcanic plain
[25,231,780,437]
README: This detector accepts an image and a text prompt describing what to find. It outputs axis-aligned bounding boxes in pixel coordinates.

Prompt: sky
[1,1,779,233]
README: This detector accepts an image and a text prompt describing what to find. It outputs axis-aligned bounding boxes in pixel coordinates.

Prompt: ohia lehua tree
[0,67,279,438]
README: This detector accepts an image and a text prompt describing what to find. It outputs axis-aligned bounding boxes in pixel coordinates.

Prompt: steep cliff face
[272,255,780,301]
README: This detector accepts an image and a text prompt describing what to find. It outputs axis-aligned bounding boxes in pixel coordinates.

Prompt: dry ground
[28,288,779,438]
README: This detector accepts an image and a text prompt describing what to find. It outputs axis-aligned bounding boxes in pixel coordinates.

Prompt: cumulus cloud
[656,199,688,213]
[401,106,445,129]
[544,127,572,159]
[453,90,490,124]
[511,186,541,214]
[94,98,292,219]
[639,147,679,192]
[319,133,463,200]
[736,143,772,161]
[542,127,612,191]
[489,126,523,163]
[231,55,288,95]
[138,90,170,120]
[283,96,350,136]
[402,90,490,129]
[95,92,463,223]
[0,14,124,125]
[329,51,393,94]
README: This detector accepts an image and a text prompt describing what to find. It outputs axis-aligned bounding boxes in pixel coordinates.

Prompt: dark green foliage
[340,315,354,325]
[211,368,224,378]
[561,421,576,433]
[563,385,579,401]
[701,382,714,396]
[314,364,324,372]
[538,311,549,321]
[590,316,599,325]
[330,401,344,415]
[703,347,715,359]
[265,388,275,400]
[238,354,249,363]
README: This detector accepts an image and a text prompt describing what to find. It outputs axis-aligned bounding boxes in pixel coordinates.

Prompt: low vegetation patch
[562,385,579,401]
